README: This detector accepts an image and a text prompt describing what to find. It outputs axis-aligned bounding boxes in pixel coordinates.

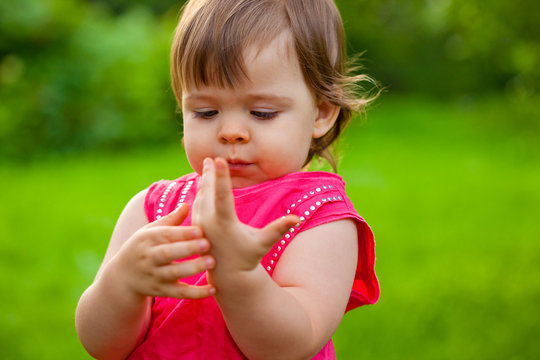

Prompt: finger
[166,283,216,300]
[146,203,189,228]
[192,158,215,227]
[155,255,215,281]
[142,225,203,248]
[214,157,235,218]
[194,158,216,218]
[152,239,210,266]
[259,215,301,249]
[149,225,203,244]
[199,158,216,198]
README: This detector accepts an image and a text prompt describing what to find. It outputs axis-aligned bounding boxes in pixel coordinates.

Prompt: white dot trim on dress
[176,180,194,208]
[264,184,342,274]
[155,180,195,220]
[155,182,177,219]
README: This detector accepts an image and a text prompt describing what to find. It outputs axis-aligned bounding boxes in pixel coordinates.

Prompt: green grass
[1,95,538,359]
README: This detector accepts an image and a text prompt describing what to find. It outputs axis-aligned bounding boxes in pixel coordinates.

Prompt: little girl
[76,0,379,359]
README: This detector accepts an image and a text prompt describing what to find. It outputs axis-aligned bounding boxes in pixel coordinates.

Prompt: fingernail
[199,240,209,251]
[209,287,216,296]
[191,228,202,238]
[203,158,211,168]
[215,158,226,170]
[204,256,215,268]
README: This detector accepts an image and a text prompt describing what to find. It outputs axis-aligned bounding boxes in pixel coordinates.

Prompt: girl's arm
[216,220,357,360]
[76,190,215,360]
[193,159,358,360]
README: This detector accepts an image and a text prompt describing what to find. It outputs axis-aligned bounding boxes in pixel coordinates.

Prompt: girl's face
[182,32,338,188]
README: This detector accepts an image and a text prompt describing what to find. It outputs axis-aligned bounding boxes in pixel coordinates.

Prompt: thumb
[259,215,300,249]
[147,203,189,228]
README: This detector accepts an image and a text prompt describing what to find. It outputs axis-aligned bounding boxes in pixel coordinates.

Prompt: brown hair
[171,0,378,171]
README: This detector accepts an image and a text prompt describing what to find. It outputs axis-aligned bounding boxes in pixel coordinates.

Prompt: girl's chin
[230,174,267,189]
[230,177,259,189]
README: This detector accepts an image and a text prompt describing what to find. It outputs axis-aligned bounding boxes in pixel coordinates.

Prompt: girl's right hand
[104,203,216,300]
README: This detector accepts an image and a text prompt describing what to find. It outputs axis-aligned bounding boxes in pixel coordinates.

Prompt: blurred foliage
[0,0,183,160]
[337,0,539,97]
[0,0,538,160]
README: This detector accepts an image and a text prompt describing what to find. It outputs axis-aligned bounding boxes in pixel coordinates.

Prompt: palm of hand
[191,158,299,274]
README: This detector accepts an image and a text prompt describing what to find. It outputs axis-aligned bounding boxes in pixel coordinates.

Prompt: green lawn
[1,95,538,359]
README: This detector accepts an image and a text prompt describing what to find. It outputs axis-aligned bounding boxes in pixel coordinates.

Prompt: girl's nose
[218,120,250,144]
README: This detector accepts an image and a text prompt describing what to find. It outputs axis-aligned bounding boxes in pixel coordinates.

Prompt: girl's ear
[312,98,340,139]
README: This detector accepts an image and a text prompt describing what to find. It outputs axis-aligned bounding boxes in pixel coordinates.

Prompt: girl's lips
[226,159,253,171]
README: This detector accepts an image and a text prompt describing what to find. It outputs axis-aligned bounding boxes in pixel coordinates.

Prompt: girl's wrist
[99,259,150,306]
[207,263,268,296]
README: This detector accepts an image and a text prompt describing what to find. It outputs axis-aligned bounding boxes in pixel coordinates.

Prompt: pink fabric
[128,171,379,359]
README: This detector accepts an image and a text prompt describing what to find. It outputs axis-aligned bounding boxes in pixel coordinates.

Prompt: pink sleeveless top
[128,171,379,359]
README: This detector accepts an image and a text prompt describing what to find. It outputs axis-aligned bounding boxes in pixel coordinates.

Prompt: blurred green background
[0,0,538,359]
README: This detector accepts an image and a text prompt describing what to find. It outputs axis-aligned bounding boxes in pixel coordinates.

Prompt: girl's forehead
[244,32,295,64]
[183,31,298,92]
[181,37,312,106]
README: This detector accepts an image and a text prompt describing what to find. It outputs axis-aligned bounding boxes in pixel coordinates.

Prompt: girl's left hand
[191,158,299,275]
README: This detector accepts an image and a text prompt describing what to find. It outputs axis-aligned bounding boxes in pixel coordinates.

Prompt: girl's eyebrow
[184,93,215,102]
[246,94,293,105]
[184,93,293,106]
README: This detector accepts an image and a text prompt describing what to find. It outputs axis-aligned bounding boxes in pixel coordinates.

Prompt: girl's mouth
[226,159,253,171]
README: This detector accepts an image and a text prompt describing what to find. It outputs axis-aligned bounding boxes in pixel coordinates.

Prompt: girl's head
[171,0,376,186]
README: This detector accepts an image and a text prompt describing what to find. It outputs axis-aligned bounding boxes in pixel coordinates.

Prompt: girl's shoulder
[251,171,379,310]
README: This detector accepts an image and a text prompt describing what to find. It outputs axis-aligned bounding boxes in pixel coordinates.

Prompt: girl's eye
[251,111,278,120]
[194,110,218,119]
